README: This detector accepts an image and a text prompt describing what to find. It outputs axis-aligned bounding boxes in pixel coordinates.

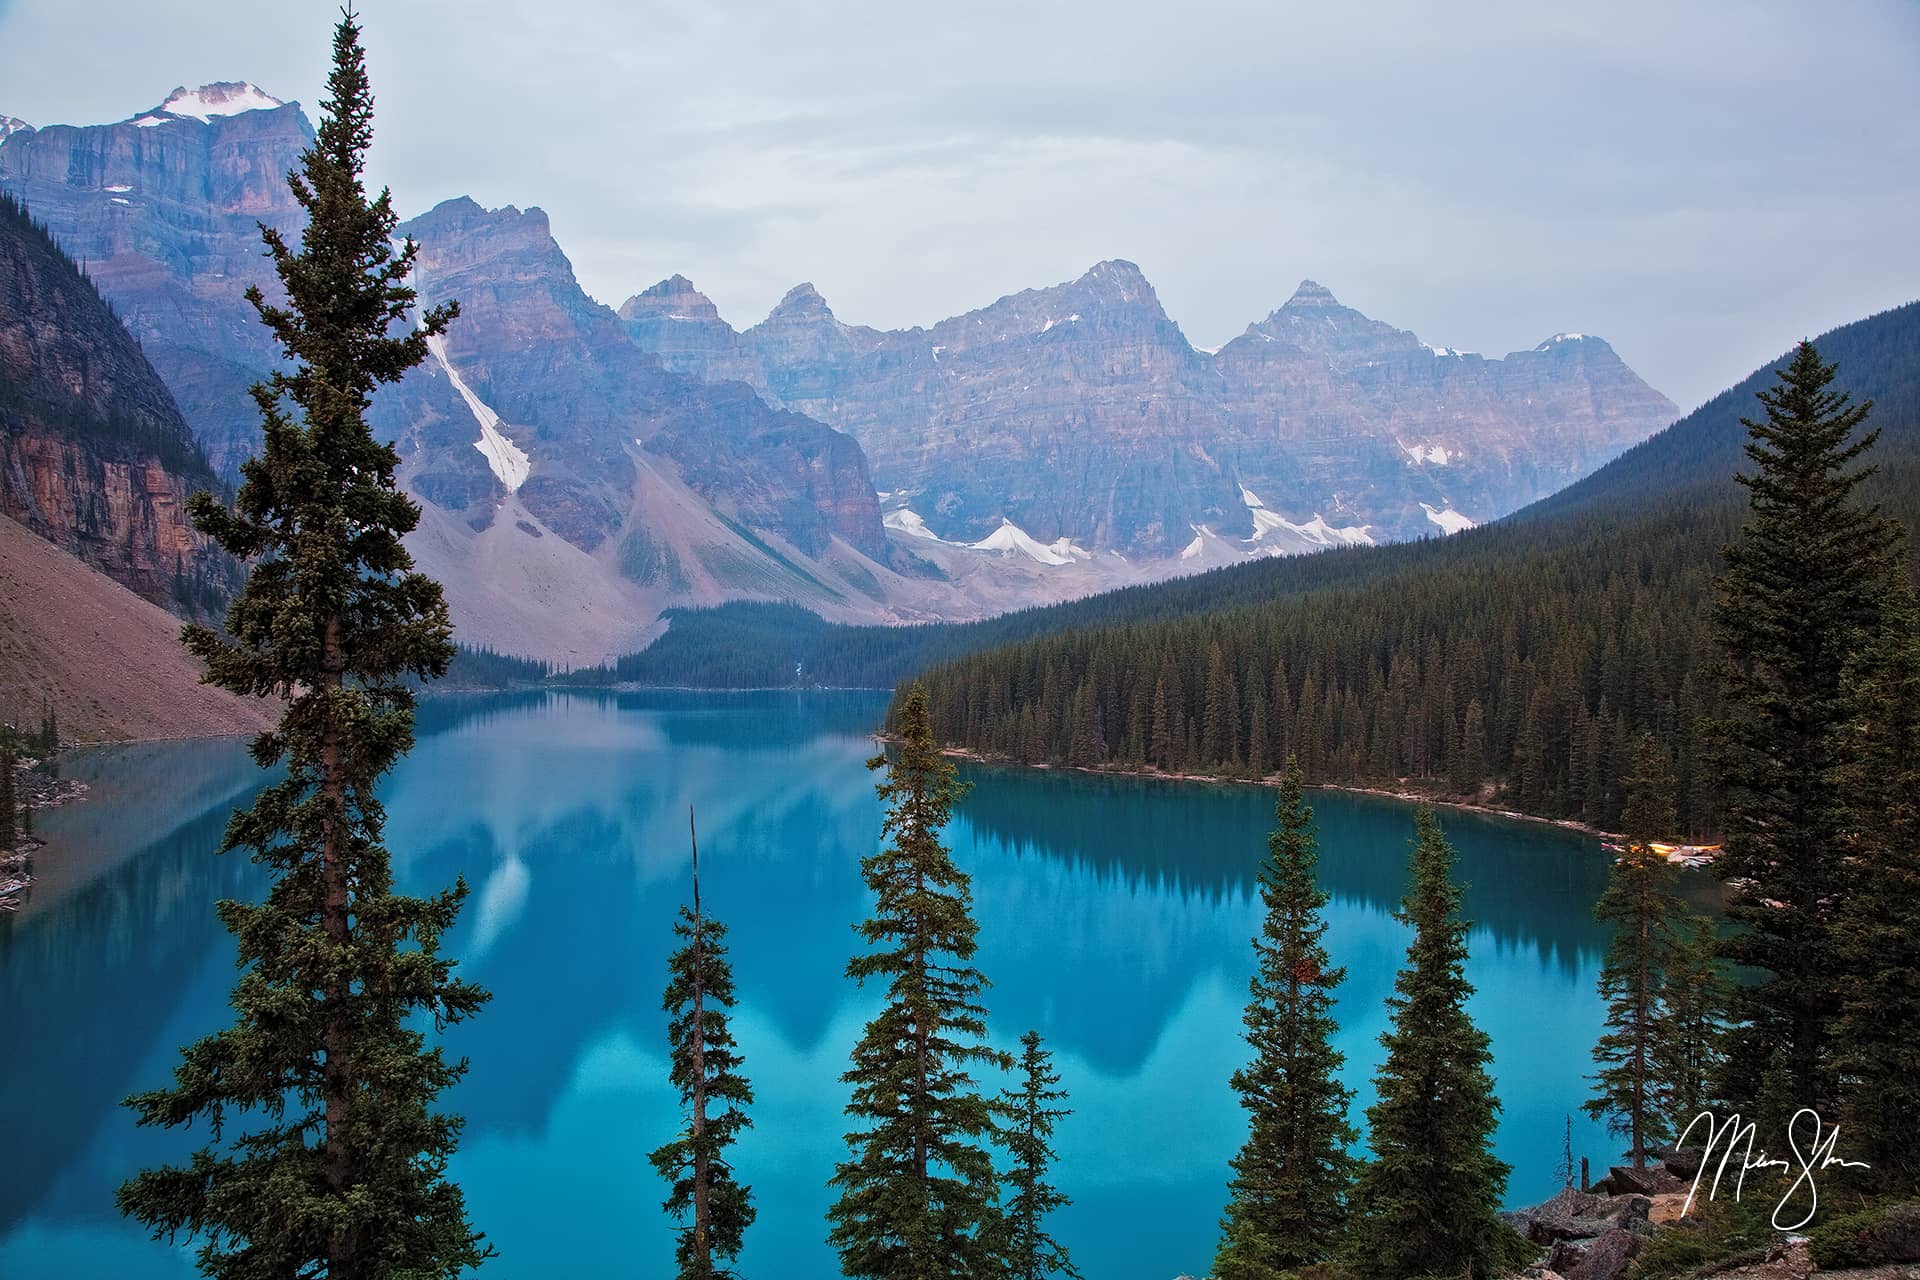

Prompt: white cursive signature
[1677,1108,1872,1230]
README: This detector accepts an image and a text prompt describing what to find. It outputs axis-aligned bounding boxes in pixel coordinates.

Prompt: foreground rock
[1515,1187,1652,1280]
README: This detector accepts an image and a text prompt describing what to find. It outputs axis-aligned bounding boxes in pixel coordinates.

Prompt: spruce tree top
[1716,340,1903,700]
[186,10,456,735]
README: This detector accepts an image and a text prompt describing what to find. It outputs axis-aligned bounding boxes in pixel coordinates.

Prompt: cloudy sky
[2,0,1916,408]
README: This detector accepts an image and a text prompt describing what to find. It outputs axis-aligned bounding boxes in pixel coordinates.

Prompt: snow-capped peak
[0,115,32,144]
[1535,332,1592,350]
[150,82,284,123]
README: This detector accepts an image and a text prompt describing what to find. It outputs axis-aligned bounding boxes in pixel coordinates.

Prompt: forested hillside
[890,304,1920,837]
[620,303,1920,705]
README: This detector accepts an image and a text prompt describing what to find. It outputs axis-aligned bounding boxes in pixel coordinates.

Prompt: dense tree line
[441,642,553,687]
[897,356,1918,836]
[901,505,1736,835]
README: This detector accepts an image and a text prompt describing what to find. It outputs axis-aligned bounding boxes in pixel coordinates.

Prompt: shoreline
[909,739,1625,841]
[1,752,87,911]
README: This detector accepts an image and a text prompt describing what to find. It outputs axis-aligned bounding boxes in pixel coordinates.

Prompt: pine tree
[1584,733,1685,1167]
[1657,914,1726,1135]
[1216,756,1355,1277]
[995,1031,1079,1280]
[1831,579,1920,1193]
[829,684,1007,1277]
[651,809,755,1277]
[1348,807,1517,1280]
[1149,678,1172,770]
[1452,698,1488,796]
[116,15,489,1279]
[1710,341,1904,1112]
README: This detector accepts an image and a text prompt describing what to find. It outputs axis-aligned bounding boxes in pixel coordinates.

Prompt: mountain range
[0,83,1678,662]
[621,266,1676,554]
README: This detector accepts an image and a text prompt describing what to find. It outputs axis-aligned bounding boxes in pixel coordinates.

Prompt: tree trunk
[320,614,356,1277]
[691,812,710,1270]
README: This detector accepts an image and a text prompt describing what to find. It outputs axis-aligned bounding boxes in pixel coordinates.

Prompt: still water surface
[2,690,1655,1278]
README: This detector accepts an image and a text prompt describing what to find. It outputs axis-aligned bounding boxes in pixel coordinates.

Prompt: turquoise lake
[0,689,1691,1279]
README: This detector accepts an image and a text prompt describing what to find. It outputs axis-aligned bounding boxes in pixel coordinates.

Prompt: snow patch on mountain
[0,115,31,144]
[970,518,1082,566]
[1399,440,1455,466]
[1239,486,1375,548]
[152,82,284,122]
[883,507,957,543]
[1421,502,1475,535]
[427,335,530,492]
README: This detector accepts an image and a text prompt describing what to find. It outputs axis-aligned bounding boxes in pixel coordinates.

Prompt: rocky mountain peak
[1077,258,1154,304]
[0,115,31,144]
[1282,279,1340,309]
[619,274,724,325]
[406,198,564,275]
[1249,280,1422,360]
[768,282,835,324]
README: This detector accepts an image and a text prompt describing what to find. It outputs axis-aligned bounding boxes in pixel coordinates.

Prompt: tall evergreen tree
[1216,756,1355,1278]
[829,684,1008,1277]
[1657,913,1726,1135]
[116,15,489,1278]
[1348,807,1516,1280]
[651,809,756,1277]
[995,1031,1078,1280]
[1832,579,1920,1193]
[1584,733,1685,1167]
[1710,341,1905,1112]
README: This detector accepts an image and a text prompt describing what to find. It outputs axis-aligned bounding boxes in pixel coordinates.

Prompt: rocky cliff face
[348,198,919,660]
[623,266,1679,551]
[0,84,311,482]
[394,197,888,562]
[0,193,231,611]
[616,274,767,393]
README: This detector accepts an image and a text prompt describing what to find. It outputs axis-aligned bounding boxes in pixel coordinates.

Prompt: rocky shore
[1,751,87,911]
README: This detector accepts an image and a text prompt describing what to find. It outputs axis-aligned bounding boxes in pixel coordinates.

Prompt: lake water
[0,690,1680,1279]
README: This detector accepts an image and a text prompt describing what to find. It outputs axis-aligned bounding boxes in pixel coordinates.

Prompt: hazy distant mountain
[0,83,1678,659]
[367,196,932,661]
[621,266,1678,552]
